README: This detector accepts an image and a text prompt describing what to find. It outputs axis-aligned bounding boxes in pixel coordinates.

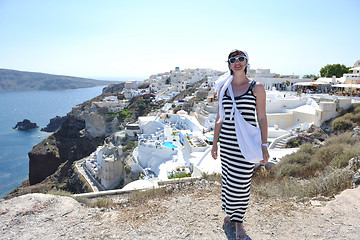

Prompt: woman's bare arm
[254,82,269,164]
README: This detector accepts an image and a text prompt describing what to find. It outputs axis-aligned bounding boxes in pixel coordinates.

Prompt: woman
[211,49,269,240]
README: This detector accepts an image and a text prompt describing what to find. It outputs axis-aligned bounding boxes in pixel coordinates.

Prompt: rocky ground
[1,179,360,240]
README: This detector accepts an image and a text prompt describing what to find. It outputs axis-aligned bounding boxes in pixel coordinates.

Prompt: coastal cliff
[5,82,165,199]
[5,92,111,198]
[5,116,105,199]
[28,116,104,185]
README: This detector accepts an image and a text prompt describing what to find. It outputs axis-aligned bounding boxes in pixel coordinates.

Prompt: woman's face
[229,53,247,73]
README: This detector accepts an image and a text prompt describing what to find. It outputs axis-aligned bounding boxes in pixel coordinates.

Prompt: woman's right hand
[211,144,218,160]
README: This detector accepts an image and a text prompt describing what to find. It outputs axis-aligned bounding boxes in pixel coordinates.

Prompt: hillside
[1,180,359,239]
[0,68,118,91]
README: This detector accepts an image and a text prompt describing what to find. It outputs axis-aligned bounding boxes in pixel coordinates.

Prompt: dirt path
[1,180,359,240]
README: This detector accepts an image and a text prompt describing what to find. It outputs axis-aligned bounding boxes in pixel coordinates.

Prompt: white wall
[99,156,124,189]
[167,115,203,133]
[266,97,308,113]
[137,144,177,176]
[183,134,209,159]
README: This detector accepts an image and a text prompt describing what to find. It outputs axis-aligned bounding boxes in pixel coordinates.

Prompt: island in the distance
[0,68,118,91]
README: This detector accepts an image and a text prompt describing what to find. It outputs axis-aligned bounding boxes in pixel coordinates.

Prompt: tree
[303,74,319,80]
[320,64,351,78]
[165,78,171,84]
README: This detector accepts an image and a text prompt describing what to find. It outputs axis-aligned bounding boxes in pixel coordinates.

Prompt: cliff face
[28,116,104,185]
[41,116,68,132]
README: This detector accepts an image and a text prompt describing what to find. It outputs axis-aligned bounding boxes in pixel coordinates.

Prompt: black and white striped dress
[219,81,257,223]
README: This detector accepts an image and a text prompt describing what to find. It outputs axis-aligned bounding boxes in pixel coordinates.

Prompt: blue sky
[0,0,359,80]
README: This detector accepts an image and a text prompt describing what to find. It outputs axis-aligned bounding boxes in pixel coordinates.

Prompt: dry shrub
[252,131,360,199]
[92,197,115,208]
[285,138,300,148]
[314,144,344,165]
[331,118,353,133]
[330,144,360,169]
[73,196,92,206]
[342,112,354,121]
[202,172,222,183]
[75,196,115,208]
[325,132,357,146]
[349,112,360,125]
[297,143,316,155]
[275,145,319,178]
[128,187,174,205]
[304,169,353,197]
[47,189,73,197]
[252,169,353,199]
[353,103,360,114]
[46,189,115,208]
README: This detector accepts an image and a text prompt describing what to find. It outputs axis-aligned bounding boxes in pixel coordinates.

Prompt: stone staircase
[271,134,298,149]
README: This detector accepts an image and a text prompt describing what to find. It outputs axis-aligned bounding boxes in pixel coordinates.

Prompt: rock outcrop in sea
[13,119,39,131]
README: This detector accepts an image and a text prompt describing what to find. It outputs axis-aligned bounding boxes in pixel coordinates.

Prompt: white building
[92,96,129,112]
[124,80,140,90]
[123,88,142,99]
[85,141,125,190]
[149,67,222,100]
[248,68,311,91]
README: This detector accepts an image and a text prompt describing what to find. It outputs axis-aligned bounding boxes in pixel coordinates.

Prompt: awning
[349,66,360,71]
[294,82,330,86]
[294,82,313,86]
[332,84,360,89]
[314,82,332,85]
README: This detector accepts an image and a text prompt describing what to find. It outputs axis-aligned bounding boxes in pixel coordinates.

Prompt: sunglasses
[228,56,247,64]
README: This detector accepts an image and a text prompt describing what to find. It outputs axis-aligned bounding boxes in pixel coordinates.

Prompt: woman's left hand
[260,146,270,165]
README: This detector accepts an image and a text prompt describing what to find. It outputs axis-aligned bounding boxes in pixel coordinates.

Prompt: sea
[0,86,109,198]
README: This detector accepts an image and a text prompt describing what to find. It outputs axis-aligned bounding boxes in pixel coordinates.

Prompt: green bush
[118,109,132,120]
[285,138,300,148]
[106,109,132,120]
[331,118,353,132]
[123,141,135,152]
[168,171,191,179]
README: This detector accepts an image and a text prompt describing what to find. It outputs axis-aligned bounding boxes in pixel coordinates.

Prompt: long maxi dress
[219,81,257,223]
